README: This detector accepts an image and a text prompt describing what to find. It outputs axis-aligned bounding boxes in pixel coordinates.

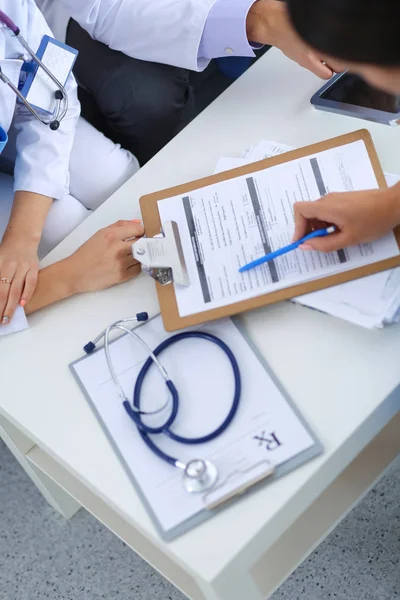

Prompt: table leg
[0,414,81,520]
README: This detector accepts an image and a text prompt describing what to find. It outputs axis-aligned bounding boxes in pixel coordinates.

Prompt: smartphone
[311,72,400,126]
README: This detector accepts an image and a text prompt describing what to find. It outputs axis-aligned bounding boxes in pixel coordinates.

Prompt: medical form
[157,140,400,317]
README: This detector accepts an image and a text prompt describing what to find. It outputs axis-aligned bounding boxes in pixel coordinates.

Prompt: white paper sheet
[241,142,400,329]
[158,140,399,318]
[0,306,28,337]
[71,316,316,535]
[243,139,294,159]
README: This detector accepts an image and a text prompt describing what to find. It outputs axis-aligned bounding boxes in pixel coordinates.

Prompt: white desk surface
[2,49,400,581]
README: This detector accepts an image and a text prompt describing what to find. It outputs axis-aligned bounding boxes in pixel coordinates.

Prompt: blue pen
[239,226,336,273]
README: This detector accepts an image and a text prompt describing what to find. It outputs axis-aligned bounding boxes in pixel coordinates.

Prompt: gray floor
[0,440,399,600]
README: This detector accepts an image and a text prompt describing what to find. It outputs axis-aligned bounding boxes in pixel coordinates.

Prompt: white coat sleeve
[13,0,80,200]
[60,0,217,71]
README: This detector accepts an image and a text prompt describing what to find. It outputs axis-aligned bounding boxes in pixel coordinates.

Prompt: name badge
[19,35,78,114]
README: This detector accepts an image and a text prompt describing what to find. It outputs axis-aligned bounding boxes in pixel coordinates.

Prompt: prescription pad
[70,316,321,540]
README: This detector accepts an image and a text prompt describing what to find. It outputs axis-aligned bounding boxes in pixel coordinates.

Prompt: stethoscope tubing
[124,331,241,467]
[0,11,68,129]
[85,317,241,472]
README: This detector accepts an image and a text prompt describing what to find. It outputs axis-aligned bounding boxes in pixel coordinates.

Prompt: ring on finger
[1,277,12,284]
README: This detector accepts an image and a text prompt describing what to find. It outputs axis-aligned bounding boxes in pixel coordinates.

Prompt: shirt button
[225,47,234,55]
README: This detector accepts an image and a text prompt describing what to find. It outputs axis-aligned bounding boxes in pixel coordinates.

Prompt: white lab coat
[0,116,139,257]
[0,0,80,200]
[0,0,139,256]
[36,0,216,71]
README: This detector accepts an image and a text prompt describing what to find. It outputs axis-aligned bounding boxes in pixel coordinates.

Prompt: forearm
[61,0,216,70]
[25,258,77,315]
[3,192,53,246]
[246,0,281,45]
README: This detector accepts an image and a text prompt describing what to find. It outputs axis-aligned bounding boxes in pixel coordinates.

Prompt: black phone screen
[321,73,400,114]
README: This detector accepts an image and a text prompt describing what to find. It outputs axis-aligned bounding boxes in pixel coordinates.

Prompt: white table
[1,49,400,600]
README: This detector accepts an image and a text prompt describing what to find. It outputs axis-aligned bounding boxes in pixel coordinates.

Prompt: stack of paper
[214,140,400,329]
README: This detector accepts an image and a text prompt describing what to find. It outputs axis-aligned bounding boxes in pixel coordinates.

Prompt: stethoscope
[0,10,68,130]
[84,313,242,494]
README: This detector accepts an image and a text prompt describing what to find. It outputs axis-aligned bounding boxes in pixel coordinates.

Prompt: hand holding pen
[239,226,336,273]
[293,189,400,251]
[239,188,400,273]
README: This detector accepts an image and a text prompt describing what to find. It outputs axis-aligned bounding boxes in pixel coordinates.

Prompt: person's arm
[0,0,80,325]
[0,192,52,324]
[60,0,216,71]
[59,0,332,75]
[198,0,260,70]
[245,0,332,78]
[25,221,144,315]
[292,184,400,253]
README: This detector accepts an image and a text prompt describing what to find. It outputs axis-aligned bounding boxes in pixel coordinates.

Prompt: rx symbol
[253,431,282,451]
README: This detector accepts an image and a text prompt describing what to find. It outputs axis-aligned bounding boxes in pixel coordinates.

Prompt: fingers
[127,263,142,274]
[293,200,335,241]
[293,201,324,241]
[110,221,145,241]
[300,231,348,253]
[0,275,14,325]
[20,268,39,307]
[293,208,311,241]
[0,263,39,324]
[310,57,333,79]
[109,219,142,229]
[2,273,25,324]
[120,254,140,268]
[122,262,142,282]
[293,199,349,252]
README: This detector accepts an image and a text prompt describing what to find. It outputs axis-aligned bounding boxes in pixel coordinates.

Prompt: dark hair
[287,0,400,66]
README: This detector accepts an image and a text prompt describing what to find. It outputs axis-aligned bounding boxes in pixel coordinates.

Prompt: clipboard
[137,129,400,331]
[69,315,323,541]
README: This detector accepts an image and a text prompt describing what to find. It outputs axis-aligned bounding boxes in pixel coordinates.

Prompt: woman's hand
[293,186,400,253]
[0,235,39,325]
[0,191,53,325]
[67,220,145,293]
[25,220,145,315]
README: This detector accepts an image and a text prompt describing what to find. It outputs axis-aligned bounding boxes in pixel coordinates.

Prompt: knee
[97,61,193,130]
[69,118,139,211]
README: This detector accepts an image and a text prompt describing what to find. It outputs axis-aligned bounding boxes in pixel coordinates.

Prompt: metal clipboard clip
[203,460,275,511]
[132,221,190,287]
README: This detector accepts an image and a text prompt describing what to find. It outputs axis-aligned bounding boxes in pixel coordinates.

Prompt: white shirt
[0,0,80,200]
[37,0,251,72]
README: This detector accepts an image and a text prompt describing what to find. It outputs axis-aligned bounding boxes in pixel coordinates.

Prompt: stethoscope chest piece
[182,459,218,493]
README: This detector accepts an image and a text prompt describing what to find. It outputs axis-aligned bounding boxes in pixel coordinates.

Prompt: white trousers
[0,118,139,257]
